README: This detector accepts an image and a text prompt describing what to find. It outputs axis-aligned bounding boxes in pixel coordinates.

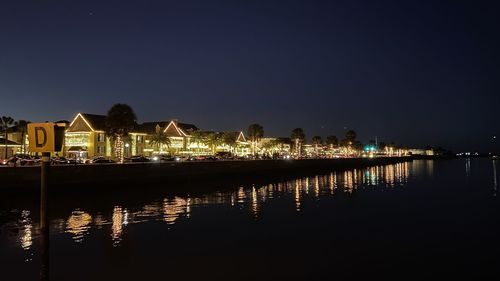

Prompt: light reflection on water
[7,160,497,252]
[19,210,33,251]
[66,210,93,243]
[0,162,411,250]
[111,206,124,246]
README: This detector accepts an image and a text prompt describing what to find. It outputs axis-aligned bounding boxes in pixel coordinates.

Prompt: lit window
[97,133,105,142]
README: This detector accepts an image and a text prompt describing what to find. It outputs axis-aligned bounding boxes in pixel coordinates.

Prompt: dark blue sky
[1,0,499,151]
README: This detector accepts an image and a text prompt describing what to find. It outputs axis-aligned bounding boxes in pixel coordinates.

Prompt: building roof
[0,138,21,146]
[139,121,198,135]
[223,131,247,142]
[177,122,198,132]
[80,113,107,131]
[139,121,171,133]
[68,112,198,135]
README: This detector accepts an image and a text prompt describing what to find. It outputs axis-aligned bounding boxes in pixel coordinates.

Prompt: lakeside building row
[64,113,254,159]
[2,112,411,160]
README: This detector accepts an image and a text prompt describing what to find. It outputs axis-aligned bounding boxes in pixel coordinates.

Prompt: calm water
[0,159,499,280]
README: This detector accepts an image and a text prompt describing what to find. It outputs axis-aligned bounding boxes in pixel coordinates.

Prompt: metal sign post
[27,122,65,281]
[40,152,50,281]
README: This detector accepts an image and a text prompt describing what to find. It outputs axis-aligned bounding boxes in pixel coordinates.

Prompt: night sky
[1,0,499,152]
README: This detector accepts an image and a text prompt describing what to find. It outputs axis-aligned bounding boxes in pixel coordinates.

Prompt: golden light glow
[163,121,188,137]
[237,131,247,142]
[237,187,246,204]
[34,162,412,248]
[295,180,301,212]
[314,176,320,197]
[162,197,189,224]
[251,187,259,218]
[111,206,125,246]
[19,210,33,251]
[66,210,92,243]
[69,113,96,132]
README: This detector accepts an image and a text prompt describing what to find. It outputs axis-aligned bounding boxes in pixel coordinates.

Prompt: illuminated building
[255,137,292,156]
[65,113,110,159]
[0,138,21,158]
[64,113,251,159]
[140,120,198,155]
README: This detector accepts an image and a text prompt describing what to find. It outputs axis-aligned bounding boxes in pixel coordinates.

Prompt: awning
[67,146,88,152]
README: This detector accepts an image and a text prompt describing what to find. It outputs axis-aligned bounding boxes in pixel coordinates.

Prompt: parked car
[31,156,41,163]
[124,155,151,163]
[92,158,116,164]
[52,157,70,165]
[2,156,19,166]
[174,156,188,162]
[215,151,233,160]
[85,156,106,164]
[16,154,37,166]
[152,154,175,162]
[2,155,38,166]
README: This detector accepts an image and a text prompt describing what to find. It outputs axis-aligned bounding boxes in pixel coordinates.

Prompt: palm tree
[222,132,238,154]
[261,139,279,152]
[1,116,15,158]
[190,130,207,153]
[247,123,264,156]
[276,137,292,154]
[326,135,338,150]
[105,104,137,162]
[290,128,305,157]
[190,131,223,154]
[312,135,322,155]
[342,130,357,145]
[340,130,359,156]
[149,125,171,154]
[205,132,223,154]
[14,120,29,154]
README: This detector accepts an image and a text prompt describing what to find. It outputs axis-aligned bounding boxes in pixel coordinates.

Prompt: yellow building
[65,113,148,159]
[65,113,110,159]
[140,120,198,155]
[0,138,22,158]
[64,113,251,160]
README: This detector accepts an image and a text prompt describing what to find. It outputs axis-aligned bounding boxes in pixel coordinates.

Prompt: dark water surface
[1,159,499,280]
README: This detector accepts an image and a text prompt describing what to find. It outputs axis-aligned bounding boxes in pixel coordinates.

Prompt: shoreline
[0,157,414,190]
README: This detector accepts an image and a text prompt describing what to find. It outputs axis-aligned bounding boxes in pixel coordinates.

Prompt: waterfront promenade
[0,157,411,189]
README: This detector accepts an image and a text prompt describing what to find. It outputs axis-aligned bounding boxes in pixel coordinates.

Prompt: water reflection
[410,160,434,177]
[163,197,190,224]
[111,206,125,246]
[2,162,417,249]
[19,210,33,251]
[294,179,301,211]
[66,210,92,243]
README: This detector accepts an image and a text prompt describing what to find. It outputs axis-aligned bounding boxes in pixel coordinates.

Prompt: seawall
[0,157,411,190]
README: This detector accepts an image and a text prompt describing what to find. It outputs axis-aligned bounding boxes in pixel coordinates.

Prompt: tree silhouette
[291,128,305,157]
[1,116,15,158]
[247,123,264,156]
[105,104,137,162]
